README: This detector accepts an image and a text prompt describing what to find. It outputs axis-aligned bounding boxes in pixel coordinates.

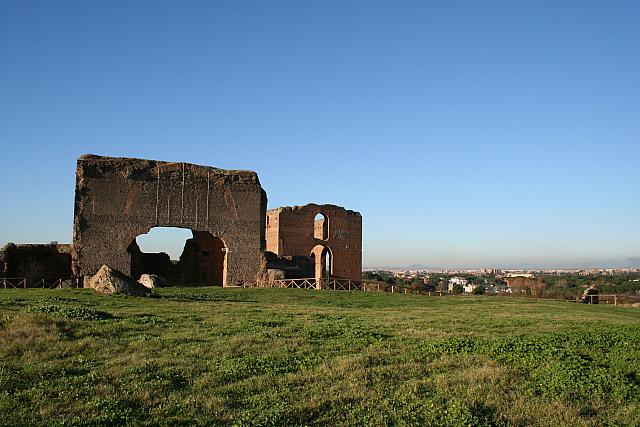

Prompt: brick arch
[310,244,332,280]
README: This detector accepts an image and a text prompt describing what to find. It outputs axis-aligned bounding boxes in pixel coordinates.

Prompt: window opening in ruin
[128,227,227,286]
[323,250,331,279]
[314,213,328,240]
[311,244,332,281]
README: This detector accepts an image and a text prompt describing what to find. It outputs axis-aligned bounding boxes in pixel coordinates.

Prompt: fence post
[614,295,617,306]
[24,278,27,289]
[391,286,394,294]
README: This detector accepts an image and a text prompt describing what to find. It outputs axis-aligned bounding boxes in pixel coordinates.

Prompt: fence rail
[248,277,640,306]
[2,276,639,306]
[252,278,461,295]
[578,293,640,306]
[1,277,82,289]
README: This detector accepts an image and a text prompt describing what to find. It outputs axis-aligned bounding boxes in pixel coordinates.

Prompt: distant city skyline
[365,258,640,271]
[1,1,639,267]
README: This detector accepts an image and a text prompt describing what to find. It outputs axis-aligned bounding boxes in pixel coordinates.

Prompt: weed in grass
[26,305,113,321]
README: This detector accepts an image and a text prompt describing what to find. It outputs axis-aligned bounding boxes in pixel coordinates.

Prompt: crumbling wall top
[267,203,361,217]
[77,154,261,185]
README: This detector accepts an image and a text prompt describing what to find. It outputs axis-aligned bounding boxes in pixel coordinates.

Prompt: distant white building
[505,272,534,278]
[448,277,478,293]
[493,282,511,293]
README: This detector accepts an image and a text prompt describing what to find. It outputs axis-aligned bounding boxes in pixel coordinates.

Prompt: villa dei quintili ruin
[1,155,362,291]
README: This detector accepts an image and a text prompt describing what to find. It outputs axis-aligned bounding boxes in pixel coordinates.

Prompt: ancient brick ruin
[1,154,362,287]
[73,155,267,286]
[1,243,72,279]
[266,204,362,281]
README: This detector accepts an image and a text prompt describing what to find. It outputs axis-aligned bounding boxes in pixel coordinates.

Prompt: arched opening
[135,227,192,261]
[127,227,227,286]
[310,244,332,281]
[314,213,328,240]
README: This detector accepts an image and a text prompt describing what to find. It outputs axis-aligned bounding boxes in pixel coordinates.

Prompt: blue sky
[1,1,639,268]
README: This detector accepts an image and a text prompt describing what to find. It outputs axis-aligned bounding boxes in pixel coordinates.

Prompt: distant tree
[472,286,485,295]
[452,284,464,294]
[362,271,378,281]
[437,279,449,292]
[423,283,436,292]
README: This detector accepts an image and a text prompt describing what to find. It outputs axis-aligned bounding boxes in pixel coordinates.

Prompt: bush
[25,305,113,321]
[472,286,485,295]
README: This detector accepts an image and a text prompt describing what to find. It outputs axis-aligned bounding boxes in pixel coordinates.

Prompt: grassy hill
[1,288,639,426]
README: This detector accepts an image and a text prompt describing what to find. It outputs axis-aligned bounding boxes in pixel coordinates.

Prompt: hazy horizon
[364,258,640,271]
[1,1,639,267]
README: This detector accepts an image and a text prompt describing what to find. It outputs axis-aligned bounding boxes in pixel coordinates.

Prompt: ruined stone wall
[262,251,315,279]
[192,231,226,286]
[129,240,177,283]
[265,204,362,281]
[506,277,546,296]
[0,243,73,279]
[73,155,267,285]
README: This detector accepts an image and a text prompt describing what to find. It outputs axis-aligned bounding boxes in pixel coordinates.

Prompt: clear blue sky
[1,1,639,268]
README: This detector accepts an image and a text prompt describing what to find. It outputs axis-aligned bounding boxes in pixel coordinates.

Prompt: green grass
[1,288,639,426]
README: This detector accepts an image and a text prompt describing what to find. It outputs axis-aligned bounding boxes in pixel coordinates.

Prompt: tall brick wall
[73,154,266,285]
[265,204,362,281]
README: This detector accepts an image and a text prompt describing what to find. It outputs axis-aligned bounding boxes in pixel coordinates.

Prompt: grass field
[1,287,639,426]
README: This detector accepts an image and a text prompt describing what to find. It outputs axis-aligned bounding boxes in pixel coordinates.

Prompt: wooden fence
[1,277,82,289]
[248,277,640,305]
[2,276,638,306]
[578,293,640,306]
[250,277,451,295]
